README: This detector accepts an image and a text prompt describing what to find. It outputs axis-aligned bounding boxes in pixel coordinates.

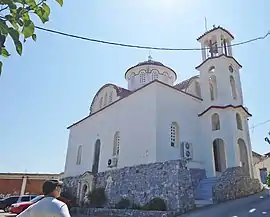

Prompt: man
[17,179,71,217]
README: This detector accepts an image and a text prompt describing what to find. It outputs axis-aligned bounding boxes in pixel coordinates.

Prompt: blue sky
[0,0,269,173]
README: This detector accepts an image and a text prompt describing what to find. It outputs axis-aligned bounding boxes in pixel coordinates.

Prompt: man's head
[42,179,63,198]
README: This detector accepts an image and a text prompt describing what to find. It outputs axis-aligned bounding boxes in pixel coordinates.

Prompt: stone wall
[95,160,195,212]
[212,167,262,203]
[61,175,81,198]
[189,168,206,189]
[71,207,177,217]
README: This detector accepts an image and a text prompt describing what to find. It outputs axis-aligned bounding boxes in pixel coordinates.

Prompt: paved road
[181,191,270,217]
[1,192,270,217]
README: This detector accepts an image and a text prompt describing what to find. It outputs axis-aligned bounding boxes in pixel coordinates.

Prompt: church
[63,26,254,180]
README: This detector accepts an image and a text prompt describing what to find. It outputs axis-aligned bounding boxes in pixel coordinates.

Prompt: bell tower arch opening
[198,25,234,62]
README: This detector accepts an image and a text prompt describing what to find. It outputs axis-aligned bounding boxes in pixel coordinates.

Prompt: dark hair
[42,179,63,195]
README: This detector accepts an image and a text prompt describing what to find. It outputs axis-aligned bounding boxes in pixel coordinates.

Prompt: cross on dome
[148,50,153,61]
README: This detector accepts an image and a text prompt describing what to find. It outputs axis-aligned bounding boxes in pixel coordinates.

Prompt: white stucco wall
[154,83,203,166]
[197,56,242,110]
[196,48,252,177]
[64,84,158,177]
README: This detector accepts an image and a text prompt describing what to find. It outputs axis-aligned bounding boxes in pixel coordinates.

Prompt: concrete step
[195,199,213,208]
[194,177,218,202]
[199,180,217,183]
[195,191,213,196]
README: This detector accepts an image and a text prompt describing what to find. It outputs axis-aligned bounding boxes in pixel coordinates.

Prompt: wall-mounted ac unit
[181,141,193,160]
[107,157,118,168]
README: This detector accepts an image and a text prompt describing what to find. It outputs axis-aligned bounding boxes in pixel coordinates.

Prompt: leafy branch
[0,0,63,75]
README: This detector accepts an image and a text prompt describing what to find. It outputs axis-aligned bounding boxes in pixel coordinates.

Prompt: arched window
[170,122,179,147]
[99,97,103,108]
[209,75,217,101]
[104,93,108,106]
[108,91,113,103]
[139,71,146,84]
[230,75,237,99]
[113,131,120,157]
[152,70,159,80]
[211,113,220,131]
[236,113,243,130]
[195,81,201,97]
[76,145,82,165]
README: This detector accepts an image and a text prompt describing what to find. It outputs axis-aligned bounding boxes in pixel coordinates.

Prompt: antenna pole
[204,17,208,32]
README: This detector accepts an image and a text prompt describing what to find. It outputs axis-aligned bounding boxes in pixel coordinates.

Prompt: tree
[267,172,270,187]
[0,0,63,75]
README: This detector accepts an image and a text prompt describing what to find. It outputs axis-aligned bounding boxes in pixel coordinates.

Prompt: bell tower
[196,26,254,178]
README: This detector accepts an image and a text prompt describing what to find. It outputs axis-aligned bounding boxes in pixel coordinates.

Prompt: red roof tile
[174,75,199,90]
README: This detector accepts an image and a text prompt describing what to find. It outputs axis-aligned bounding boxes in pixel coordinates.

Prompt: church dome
[135,59,167,67]
[125,57,177,91]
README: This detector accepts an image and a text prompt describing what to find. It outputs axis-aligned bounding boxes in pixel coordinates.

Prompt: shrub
[131,203,142,210]
[267,172,270,187]
[87,187,107,208]
[141,197,167,211]
[115,198,131,209]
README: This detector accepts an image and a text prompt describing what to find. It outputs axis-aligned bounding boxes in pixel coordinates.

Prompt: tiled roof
[174,75,199,90]
[89,84,132,113]
[135,60,165,67]
[117,86,132,97]
[197,26,234,41]
[125,59,177,80]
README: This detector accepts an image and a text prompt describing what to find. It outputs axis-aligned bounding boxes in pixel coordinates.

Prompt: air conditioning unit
[107,157,118,168]
[181,141,193,160]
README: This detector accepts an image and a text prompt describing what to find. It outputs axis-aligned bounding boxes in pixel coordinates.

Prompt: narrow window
[140,71,146,84]
[113,131,120,157]
[170,122,179,147]
[230,75,237,99]
[104,93,108,106]
[211,113,220,131]
[152,70,158,80]
[108,92,113,103]
[99,97,103,108]
[209,75,217,101]
[76,145,82,165]
[236,113,243,130]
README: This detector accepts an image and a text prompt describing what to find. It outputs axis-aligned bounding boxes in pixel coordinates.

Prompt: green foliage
[131,202,142,210]
[87,187,107,208]
[0,0,63,75]
[267,172,270,187]
[141,198,167,211]
[115,198,131,209]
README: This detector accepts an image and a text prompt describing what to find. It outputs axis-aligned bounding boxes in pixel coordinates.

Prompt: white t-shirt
[17,197,71,217]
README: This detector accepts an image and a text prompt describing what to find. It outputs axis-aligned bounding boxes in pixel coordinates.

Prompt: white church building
[64,26,254,179]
